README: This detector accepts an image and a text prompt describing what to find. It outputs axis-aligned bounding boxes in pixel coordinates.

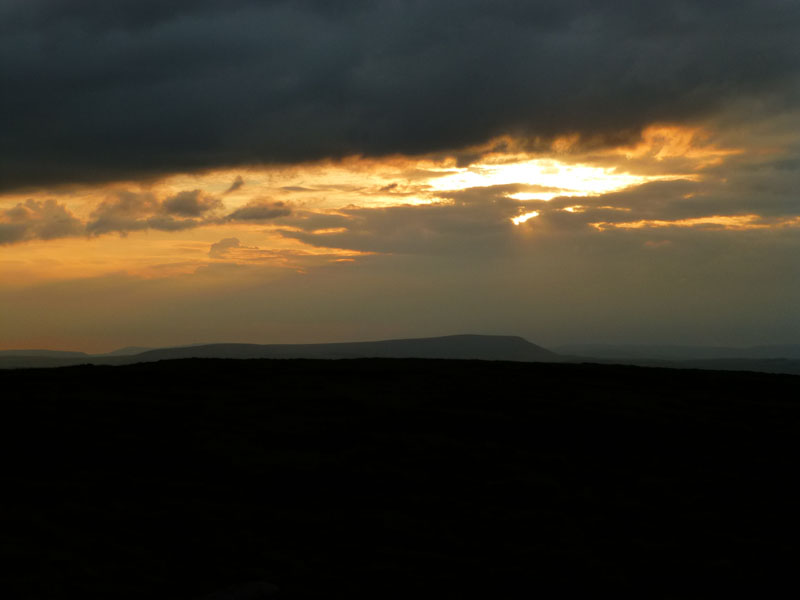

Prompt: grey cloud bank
[0,199,83,244]
[226,201,292,222]
[209,237,242,258]
[1,189,292,243]
[2,0,799,189]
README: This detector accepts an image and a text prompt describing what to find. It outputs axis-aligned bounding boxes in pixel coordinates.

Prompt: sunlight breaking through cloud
[511,211,540,225]
[427,158,656,199]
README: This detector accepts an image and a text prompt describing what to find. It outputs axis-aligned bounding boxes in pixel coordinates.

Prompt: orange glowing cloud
[591,215,800,232]
[615,125,742,168]
[0,124,759,287]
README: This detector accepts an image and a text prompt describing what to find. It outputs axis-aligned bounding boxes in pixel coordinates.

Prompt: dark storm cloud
[2,0,798,190]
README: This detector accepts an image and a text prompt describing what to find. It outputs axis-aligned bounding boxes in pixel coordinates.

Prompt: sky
[2,0,800,352]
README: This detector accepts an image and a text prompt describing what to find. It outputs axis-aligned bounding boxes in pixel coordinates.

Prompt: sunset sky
[2,1,800,352]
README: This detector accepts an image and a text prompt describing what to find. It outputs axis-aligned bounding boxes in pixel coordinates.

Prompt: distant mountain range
[552,343,800,376]
[0,346,153,359]
[0,349,89,358]
[1,335,799,376]
[0,335,558,369]
[556,343,800,361]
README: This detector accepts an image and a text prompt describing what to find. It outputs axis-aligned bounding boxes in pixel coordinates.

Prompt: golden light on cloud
[511,211,540,225]
[590,214,793,231]
[508,191,586,201]
[86,126,723,218]
[0,126,750,290]
[617,125,742,168]
[428,158,652,199]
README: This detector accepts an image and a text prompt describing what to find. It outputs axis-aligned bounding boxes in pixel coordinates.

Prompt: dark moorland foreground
[2,359,800,598]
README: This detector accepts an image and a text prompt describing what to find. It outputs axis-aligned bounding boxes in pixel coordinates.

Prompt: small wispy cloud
[224,175,245,194]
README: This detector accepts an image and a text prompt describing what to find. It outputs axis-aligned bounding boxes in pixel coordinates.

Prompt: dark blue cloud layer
[2,0,799,189]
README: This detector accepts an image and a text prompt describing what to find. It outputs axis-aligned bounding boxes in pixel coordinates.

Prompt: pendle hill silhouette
[3,334,800,375]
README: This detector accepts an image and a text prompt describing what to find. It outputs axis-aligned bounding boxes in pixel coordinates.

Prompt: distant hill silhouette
[4,337,800,375]
[99,346,154,357]
[131,334,559,363]
[556,343,800,361]
[0,335,559,369]
[0,349,88,358]
[555,344,800,376]
[636,357,800,376]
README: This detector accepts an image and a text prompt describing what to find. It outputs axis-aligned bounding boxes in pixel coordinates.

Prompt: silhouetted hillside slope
[557,343,800,360]
[133,334,558,362]
[2,359,799,599]
[650,357,800,375]
[0,335,558,368]
[100,346,153,356]
[0,349,87,358]
[6,337,800,375]
[561,356,800,376]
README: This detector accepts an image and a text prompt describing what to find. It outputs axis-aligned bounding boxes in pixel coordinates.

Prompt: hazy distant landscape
[3,335,800,376]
